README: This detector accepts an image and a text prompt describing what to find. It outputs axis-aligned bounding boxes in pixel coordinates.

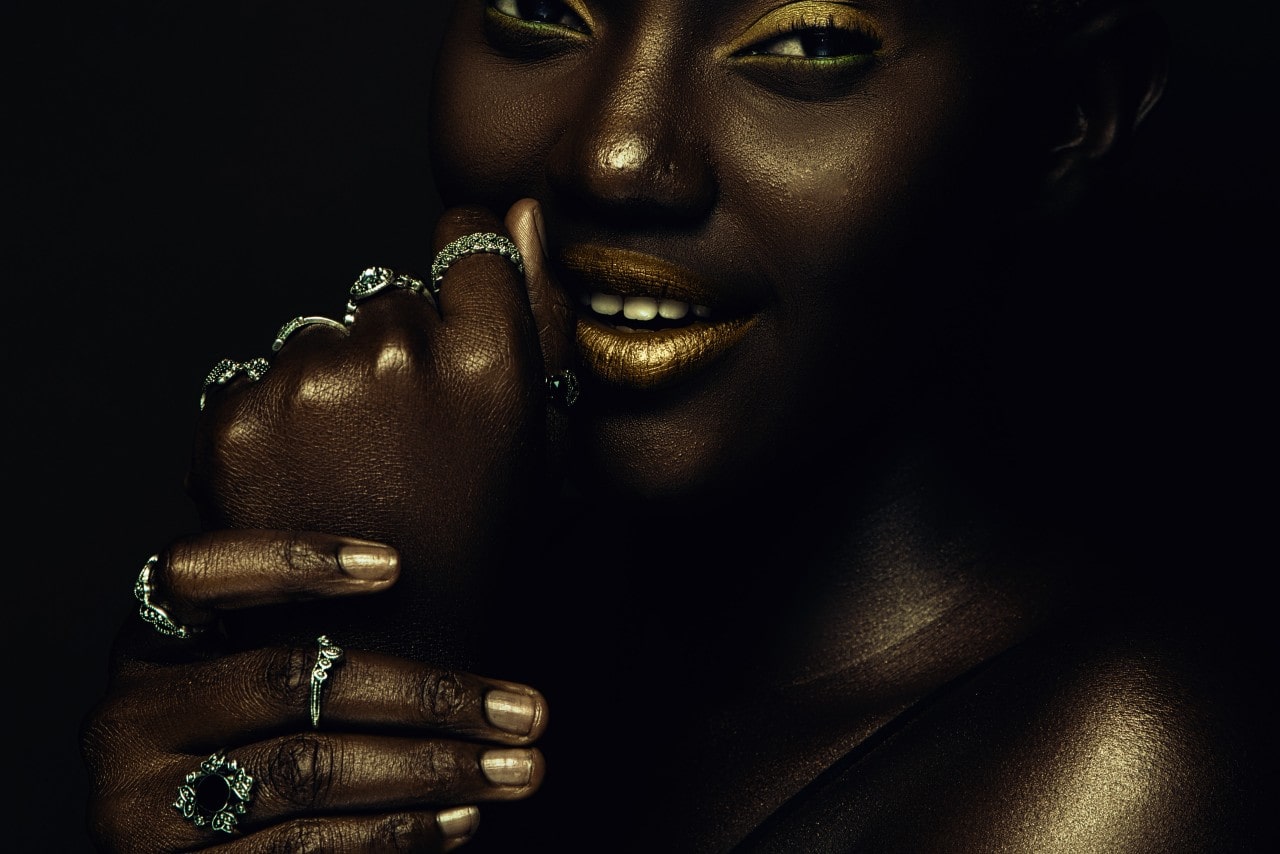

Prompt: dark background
[7,1,1274,849]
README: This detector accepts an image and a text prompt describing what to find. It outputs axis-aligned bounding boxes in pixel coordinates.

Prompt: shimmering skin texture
[423,2,1253,851]
[431,0,1047,503]
[79,2,1257,852]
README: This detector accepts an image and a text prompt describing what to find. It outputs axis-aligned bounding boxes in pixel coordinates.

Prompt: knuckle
[372,813,432,851]
[264,818,337,854]
[415,742,468,797]
[260,645,312,717]
[265,734,337,809]
[262,814,429,853]
[416,670,469,724]
[279,533,332,588]
[367,328,428,385]
[201,381,276,455]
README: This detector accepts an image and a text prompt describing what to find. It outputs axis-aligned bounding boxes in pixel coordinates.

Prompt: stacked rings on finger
[431,233,525,291]
[174,751,255,834]
[309,634,344,729]
[198,356,270,411]
[345,266,435,325]
[134,555,198,639]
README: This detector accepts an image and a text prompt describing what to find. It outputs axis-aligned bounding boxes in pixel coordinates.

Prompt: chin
[566,395,802,524]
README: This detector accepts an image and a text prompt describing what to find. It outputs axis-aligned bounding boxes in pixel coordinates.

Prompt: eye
[743,23,879,61]
[488,0,589,33]
[727,2,883,71]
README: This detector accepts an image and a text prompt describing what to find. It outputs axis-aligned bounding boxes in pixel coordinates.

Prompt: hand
[82,531,548,852]
[184,200,576,662]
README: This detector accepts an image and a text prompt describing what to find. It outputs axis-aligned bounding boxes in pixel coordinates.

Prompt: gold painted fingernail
[484,689,536,736]
[481,749,534,787]
[436,805,480,841]
[338,544,398,580]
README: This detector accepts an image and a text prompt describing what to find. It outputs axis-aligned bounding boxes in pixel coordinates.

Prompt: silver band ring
[174,751,255,834]
[344,266,435,325]
[431,233,525,293]
[309,634,344,728]
[272,315,348,352]
[546,369,580,409]
[199,356,270,411]
[134,555,198,639]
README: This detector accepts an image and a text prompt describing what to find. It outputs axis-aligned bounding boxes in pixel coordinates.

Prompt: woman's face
[431,0,1046,505]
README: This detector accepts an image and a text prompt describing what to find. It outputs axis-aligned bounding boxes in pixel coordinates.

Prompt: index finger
[504,197,577,378]
[154,530,400,629]
[431,206,538,345]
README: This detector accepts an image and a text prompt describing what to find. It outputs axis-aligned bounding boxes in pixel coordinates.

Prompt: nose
[546,43,716,225]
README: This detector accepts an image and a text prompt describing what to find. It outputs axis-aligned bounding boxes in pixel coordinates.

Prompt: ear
[1040,2,1170,193]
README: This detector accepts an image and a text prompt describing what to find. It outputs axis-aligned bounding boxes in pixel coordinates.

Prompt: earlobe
[1041,3,1170,190]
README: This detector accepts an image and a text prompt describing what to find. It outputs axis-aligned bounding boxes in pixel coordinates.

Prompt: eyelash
[487,0,588,34]
[483,1,880,84]
[738,17,881,65]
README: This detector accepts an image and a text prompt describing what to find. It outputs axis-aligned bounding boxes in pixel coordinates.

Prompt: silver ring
[344,266,435,325]
[309,634,344,729]
[546,369,580,409]
[272,315,348,352]
[134,555,198,639]
[431,233,525,294]
[198,357,270,411]
[174,751,255,834]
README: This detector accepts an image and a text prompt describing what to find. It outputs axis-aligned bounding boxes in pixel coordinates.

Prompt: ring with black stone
[173,751,255,834]
[546,369,580,409]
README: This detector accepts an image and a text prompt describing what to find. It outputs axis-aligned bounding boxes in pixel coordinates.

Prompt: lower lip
[575,314,757,390]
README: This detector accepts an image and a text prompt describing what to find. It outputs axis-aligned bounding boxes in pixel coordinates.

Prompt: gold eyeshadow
[485,0,595,35]
[723,1,882,58]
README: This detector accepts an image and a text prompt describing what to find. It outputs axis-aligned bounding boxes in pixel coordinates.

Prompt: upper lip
[554,243,764,317]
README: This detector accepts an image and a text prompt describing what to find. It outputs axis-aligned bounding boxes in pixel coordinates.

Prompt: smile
[556,245,760,390]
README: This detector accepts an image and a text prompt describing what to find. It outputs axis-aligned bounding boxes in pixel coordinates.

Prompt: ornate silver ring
[174,751,255,834]
[198,357,270,411]
[344,266,435,325]
[309,634,344,729]
[272,315,348,352]
[431,233,525,295]
[134,555,198,639]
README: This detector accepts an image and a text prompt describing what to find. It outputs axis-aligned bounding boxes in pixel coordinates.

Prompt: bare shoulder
[740,605,1263,853]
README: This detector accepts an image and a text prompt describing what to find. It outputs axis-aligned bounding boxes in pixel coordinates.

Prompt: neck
[503,406,1085,706]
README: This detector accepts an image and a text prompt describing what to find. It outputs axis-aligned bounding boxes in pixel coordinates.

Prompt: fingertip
[483,685,550,740]
[337,541,400,584]
[436,805,480,850]
[504,198,547,270]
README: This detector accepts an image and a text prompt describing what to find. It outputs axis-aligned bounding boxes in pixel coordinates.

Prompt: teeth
[590,293,623,316]
[622,297,658,321]
[658,299,688,320]
[585,292,707,322]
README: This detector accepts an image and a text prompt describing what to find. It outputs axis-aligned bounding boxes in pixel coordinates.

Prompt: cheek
[430,34,576,204]
[720,51,1015,308]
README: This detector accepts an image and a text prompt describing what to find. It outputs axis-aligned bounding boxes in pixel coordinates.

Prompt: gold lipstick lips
[557,245,759,391]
